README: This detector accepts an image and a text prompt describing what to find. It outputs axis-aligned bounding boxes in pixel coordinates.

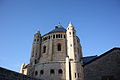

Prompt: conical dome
[48,24,66,34]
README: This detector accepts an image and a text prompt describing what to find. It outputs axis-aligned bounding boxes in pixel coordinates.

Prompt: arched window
[35,59,37,64]
[37,39,39,41]
[75,73,76,78]
[56,34,59,38]
[58,34,60,38]
[58,69,63,74]
[35,71,38,76]
[50,69,54,74]
[40,70,44,75]
[58,43,61,51]
[43,46,46,53]
[64,35,66,38]
[53,35,55,39]
[78,73,79,78]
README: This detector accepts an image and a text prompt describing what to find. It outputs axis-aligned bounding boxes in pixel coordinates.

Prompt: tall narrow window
[75,73,76,78]
[53,35,55,39]
[78,73,79,78]
[35,71,38,76]
[35,59,37,64]
[40,70,44,75]
[64,35,66,38]
[58,34,60,38]
[37,39,39,41]
[58,43,61,51]
[43,46,46,53]
[56,34,59,38]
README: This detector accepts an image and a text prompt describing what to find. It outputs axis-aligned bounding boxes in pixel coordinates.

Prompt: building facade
[20,22,120,80]
[21,22,84,80]
[83,48,120,80]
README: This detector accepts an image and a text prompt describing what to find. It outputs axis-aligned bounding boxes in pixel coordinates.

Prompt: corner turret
[20,63,27,75]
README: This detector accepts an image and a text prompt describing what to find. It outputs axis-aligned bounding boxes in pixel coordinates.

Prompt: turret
[67,21,81,61]
[66,22,84,80]
[66,21,76,60]
[30,29,42,66]
[20,63,27,75]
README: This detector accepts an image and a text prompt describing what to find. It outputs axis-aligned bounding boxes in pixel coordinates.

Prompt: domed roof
[48,24,66,34]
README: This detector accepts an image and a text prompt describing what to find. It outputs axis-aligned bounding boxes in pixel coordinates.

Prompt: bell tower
[66,22,84,80]
[66,21,76,60]
[30,30,41,66]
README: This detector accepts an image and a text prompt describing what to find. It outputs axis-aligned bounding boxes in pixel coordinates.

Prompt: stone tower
[27,30,42,76]
[20,22,84,80]
[66,22,84,80]
[30,30,41,65]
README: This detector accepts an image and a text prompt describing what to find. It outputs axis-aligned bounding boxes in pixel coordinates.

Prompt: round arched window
[43,46,46,53]
[58,43,61,51]
[50,69,54,74]
[58,69,63,74]
[35,59,37,64]
[40,70,44,75]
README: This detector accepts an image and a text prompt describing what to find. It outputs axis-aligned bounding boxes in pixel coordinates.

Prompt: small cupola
[67,21,74,30]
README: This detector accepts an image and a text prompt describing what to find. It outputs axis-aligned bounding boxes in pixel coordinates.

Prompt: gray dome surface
[48,24,66,34]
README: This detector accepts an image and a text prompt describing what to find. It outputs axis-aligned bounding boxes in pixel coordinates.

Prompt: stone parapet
[0,67,42,80]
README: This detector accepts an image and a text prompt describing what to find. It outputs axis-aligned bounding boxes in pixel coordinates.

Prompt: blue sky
[0,0,120,72]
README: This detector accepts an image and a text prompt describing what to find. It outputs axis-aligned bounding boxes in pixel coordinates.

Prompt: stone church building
[20,22,120,80]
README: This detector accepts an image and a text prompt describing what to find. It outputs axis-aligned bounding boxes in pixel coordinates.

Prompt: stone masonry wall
[84,49,120,80]
[0,67,42,80]
[34,62,66,80]
[40,32,67,62]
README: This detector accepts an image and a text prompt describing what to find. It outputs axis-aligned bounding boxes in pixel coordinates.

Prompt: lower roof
[82,47,120,67]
